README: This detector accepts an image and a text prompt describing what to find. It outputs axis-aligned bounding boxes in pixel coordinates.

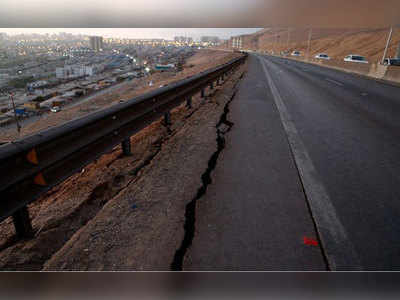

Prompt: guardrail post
[12,206,33,238]
[121,138,132,156]
[201,88,205,98]
[186,96,192,109]
[164,111,171,126]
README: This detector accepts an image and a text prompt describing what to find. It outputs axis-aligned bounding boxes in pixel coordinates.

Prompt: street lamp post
[9,93,21,135]
[307,28,313,61]
[276,34,280,55]
[382,27,393,64]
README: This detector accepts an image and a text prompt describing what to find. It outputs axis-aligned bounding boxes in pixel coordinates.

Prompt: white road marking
[258,55,362,271]
[325,78,344,86]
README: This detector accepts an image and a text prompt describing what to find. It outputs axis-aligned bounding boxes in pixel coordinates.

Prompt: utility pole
[9,92,21,135]
[382,27,393,64]
[307,28,313,60]
[287,28,291,49]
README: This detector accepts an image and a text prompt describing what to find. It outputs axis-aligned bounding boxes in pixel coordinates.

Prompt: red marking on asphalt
[304,237,318,246]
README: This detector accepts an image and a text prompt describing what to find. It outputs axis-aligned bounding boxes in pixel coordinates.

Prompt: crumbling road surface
[42,66,245,271]
[183,54,327,271]
[0,59,246,271]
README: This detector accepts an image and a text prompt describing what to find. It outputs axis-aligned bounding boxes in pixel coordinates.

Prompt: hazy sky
[0,28,262,40]
[1,0,398,28]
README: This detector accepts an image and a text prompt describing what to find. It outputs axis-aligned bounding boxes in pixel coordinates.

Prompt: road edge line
[258,55,362,271]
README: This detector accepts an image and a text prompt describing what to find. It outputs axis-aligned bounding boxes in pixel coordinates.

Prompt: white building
[27,80,48,89]
[56,65,103,79]
[231,37,243,49]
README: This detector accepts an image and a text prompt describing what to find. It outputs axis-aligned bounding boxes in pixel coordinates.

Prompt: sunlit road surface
[185,53,400,270]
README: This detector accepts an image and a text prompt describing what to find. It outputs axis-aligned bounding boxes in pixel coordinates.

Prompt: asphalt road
[184,54,327,270]
[185,54,400,270]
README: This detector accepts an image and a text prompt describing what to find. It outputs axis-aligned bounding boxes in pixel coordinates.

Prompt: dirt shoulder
[0,58,247,270]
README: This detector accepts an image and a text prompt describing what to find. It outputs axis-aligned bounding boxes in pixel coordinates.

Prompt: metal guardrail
[0,54,247,238]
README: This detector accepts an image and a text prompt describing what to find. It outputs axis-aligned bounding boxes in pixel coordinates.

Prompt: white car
[50,106,61,113]
[344,55,368,64]
[291,51,301,57]
[315,53,330,60]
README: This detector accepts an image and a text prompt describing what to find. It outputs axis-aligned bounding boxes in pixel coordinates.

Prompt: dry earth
[0,56,247,270]
[226,28,400,62]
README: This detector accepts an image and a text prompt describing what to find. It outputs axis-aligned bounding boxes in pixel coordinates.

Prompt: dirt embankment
[0,50,240,143]
[0,56,247,270]
[239,28,400,62]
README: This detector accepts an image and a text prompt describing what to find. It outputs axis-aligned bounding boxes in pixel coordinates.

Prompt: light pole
[382,26,393,64]
[9,92,21,135]
[307,28,313,61]
[276,34,280,55]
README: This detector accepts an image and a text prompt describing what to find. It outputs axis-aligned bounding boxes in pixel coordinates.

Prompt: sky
[0,28,262,41]
[1,0,398,28]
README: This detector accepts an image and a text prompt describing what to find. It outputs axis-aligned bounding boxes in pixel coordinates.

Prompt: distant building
[89,36,104,51]
[231,36,243,49]
[27,80,48,89]
[174,36,193,45]
[155,64,175,71]
[201,36,220,45]
[56,65,103,79]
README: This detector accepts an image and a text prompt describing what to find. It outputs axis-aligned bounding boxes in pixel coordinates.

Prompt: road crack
[170,86,239,271]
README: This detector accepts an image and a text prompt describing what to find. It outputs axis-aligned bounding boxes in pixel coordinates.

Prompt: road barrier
[0,54,247,238]
[383,66,400,82]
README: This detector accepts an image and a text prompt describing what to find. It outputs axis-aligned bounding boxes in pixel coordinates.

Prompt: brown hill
[232,28,400,63]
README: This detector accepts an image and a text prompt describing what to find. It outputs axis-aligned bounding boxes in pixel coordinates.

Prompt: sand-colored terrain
[229,28,400,62]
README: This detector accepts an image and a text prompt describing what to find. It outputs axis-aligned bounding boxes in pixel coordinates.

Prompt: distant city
[0,31,224,127]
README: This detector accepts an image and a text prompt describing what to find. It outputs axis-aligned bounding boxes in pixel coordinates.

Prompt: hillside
[231,28,400,62]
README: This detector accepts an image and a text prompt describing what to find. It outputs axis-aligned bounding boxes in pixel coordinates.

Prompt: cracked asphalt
[184,55,327,270]
[184,53,400,271]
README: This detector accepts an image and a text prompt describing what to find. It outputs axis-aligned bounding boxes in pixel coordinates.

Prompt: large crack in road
[170,76,244,271]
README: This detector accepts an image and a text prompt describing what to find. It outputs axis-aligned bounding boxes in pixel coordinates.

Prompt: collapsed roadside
[0,58,247,271]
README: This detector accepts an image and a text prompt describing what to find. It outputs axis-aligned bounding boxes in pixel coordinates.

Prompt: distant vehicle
[344,55,368,64]
[50,106,61,113]
[14,108,26,116]
[315,53,330,60]
[291,51,301,57]
[382,58,400,66]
